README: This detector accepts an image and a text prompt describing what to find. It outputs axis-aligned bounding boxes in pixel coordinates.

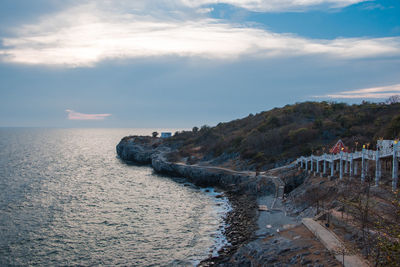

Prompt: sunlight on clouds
[65,109,111,120]
[318,84,400,99]
[0,3,399,67]
[180,0,367,12]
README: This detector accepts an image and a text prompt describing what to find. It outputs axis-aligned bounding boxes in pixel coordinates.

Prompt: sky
[0,0,399,128]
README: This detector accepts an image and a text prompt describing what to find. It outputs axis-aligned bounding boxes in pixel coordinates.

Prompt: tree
[386,95,400,104]
[192,126,199,133]
[339,178,373,253]
[152,131,158,138]
[200,125,210,132]
[384,115,400,139]
[374,190,400,266]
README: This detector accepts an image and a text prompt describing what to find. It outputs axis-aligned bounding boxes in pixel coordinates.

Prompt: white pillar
[331,160,334,176]
[354,161,358,175]
[340,151,343,180]
[310,156,313,172]
[316,159,319,173]
[393,143,398,191]
[361,149,366,182]
[323,155,327,175]
[345,153,348,174]
[375,149,381,186]
[349,154,353,178]
[305,159,308,171]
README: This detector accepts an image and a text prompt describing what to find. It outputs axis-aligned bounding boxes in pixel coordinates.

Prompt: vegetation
[374,190,400,266]
[167,101,400,170]
[294,174,399,266]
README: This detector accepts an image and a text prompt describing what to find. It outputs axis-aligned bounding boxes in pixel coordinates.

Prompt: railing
[295,140,399,191]
[297,146,398,164]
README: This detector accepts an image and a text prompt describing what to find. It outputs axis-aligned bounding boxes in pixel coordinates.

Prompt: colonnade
[296,141,399,191]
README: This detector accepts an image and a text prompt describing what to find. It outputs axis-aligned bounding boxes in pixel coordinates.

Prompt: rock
[301,258,312,265]
[290,255,299,264]
[266,256,278,263]
[277,248,291,255]
[344,233,353,241]
[291,246,301,251]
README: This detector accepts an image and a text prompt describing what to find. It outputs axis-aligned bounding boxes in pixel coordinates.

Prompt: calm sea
[0,128,230,266]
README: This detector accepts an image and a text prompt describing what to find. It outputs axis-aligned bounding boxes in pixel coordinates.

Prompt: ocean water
[0,128,230,266]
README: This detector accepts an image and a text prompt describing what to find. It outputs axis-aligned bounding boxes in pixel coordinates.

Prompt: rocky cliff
[116,136,282,195]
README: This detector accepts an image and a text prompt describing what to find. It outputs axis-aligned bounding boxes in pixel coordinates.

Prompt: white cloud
[196,7,214,14]
[70,0,368,13]
[0,2,399,67]
[317,84,400,99]
[180,0,367,12]
[65,109,111,120]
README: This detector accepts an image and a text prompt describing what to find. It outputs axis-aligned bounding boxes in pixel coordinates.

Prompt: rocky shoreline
[198,192,258,266]
[116,136,340,266]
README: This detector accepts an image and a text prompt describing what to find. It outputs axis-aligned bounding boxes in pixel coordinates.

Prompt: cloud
[59,0,368,14]
[316,83,400,99]
[360,2,386,10]
[180,0,367,12]
[65,109,111,120]
[196,7,214,14]
[0,3,399,67]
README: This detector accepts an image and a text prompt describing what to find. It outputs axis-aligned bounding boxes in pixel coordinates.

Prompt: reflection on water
[0,128,228,266]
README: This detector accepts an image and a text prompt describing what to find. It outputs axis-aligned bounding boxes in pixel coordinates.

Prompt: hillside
[164,101,400,170]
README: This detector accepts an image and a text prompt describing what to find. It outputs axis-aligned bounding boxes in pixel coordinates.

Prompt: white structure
[161,132,172,138]
[296,140,399,191]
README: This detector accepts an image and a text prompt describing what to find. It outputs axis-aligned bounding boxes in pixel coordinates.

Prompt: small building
[329,139,349,154]
[161,132,172,138]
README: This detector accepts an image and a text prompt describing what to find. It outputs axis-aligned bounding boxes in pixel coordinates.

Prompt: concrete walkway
[302,218,370,267]
[177,162,287,200]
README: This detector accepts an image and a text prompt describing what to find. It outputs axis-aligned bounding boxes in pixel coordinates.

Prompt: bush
[386,115,400,139]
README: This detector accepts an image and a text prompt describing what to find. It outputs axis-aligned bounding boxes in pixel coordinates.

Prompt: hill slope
[164,101,400,170]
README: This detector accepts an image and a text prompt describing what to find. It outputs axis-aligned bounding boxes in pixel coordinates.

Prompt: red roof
[329,139,349,154]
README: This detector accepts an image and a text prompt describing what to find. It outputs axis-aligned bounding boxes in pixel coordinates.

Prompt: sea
[0,128,231,266]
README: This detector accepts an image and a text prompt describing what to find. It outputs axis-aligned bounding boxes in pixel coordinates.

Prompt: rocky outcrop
[116,137,277,194]
[151,152,256,188]
[116,137,155,164]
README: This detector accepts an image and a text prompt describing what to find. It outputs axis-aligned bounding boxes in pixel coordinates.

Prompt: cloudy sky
[0,0,399,127]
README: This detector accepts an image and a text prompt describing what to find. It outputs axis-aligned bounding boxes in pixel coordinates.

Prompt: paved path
[176,161,286,200]
[302,218,370,267]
